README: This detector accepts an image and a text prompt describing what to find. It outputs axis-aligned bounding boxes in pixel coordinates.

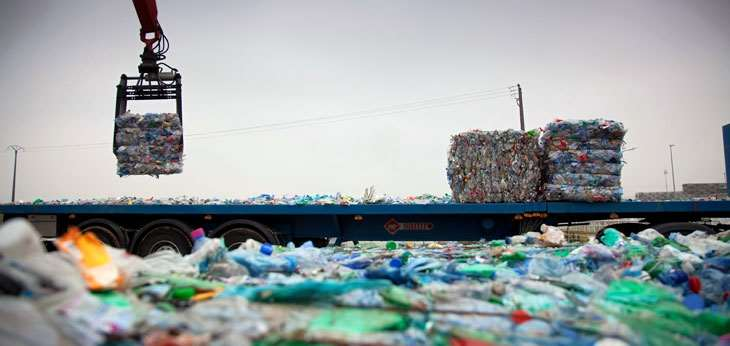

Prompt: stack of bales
[541,119,625,202]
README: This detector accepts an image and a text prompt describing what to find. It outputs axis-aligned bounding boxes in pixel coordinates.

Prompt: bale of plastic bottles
[114,112,183,176]
[541,119,625,202]
[447,129,542,203]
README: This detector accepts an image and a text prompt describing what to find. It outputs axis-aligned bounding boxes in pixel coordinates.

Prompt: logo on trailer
[384,218,434,235]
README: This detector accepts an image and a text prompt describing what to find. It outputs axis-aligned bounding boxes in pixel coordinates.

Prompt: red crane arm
[132,0,161,48]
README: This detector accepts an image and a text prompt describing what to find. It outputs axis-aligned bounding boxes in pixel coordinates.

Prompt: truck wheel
[652,222,715,236]
[133,219,192,256]
[212,220,278,249]
[78,218,126,248]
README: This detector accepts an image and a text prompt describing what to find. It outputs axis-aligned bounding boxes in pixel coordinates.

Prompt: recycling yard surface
[2,218,730,346]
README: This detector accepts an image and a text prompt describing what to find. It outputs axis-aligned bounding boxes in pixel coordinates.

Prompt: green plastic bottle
[170,286,196,300]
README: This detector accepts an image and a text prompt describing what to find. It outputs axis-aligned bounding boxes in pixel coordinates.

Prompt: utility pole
[663,169,668,192]
[669,144,677,193]
[7,145,23,203]
[517,84,525,131]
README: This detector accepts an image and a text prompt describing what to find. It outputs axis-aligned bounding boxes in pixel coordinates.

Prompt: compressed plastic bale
[541,119,626,202]
[447,129,542,203]
[113,112,183,176]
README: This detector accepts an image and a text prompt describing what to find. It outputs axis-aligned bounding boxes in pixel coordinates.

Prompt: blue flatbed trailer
[1,124,728,256]
[1,200,729,256]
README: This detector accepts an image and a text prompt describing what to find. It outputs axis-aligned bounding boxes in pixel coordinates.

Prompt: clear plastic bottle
[227,249,297,277]
[186,228,226,273]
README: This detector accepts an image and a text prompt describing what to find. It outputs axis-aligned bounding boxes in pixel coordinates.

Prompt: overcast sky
[0,0,728,202]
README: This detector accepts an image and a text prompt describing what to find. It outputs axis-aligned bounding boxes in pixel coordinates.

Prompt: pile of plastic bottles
[2,218,729,345]
[114,112,183,176]
[447,130,542,203]
[6,193,455,206]
[542,119,626,202]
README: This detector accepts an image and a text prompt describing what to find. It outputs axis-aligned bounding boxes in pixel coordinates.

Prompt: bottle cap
[260,243,273,256]
[191,228,205,240]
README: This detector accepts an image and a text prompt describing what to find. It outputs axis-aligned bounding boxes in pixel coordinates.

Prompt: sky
[0,0,729,202]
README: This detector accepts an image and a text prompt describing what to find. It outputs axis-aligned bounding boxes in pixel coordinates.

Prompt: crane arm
[132,0,162,49]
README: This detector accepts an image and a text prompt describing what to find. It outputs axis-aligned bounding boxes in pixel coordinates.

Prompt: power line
[187,87,513,138]
[187,92,512,141]
[19,85,516,152]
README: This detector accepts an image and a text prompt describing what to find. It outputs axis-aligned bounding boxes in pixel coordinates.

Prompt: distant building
[635,183,728,201]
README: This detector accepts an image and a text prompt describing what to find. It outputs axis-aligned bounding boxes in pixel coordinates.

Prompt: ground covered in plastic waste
[2,219,730,346]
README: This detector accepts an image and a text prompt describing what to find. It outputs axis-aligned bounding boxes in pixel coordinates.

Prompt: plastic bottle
[386,241,397,250]
[228,250,297,277]
[341,256,373,270]
[528,255,569,278]
[241,238,263,252]
[187,228,226,273]
[699,268,730,304]
[657,269,689,286]
[191,228,208,252]
[599,228,624,247]
[281,241,326,274]
[499,251,527,264]
[365,266,406,285]
[170,287,196,301]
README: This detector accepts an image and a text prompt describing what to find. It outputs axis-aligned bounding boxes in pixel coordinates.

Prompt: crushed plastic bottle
[599,228,624,247]
[539,224,567,247]
[528,255,569,278]
[55,226,123,291]
[186,228,227,272]
[227,249,297,277]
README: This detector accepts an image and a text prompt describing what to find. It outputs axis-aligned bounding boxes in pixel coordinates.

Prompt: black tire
[133,219,193,256]
[78,218,126,248]
[652,222,715,236]
[212,220,278,249]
